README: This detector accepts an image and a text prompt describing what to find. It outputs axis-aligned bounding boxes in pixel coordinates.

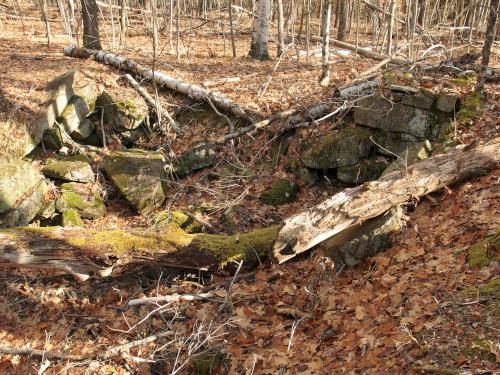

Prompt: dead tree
[1,137,498,280]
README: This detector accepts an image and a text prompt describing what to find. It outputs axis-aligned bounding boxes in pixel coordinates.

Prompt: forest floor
[0,5,499,375]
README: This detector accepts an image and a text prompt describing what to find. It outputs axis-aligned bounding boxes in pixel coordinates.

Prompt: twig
[219,260,243,311]
[128,292,216,306]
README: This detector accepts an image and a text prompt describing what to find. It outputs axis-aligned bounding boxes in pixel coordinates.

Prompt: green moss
[260,178,299,206]
[462,278,500,317]
[154,210,204,233]
[450,76,475,85]
[62,208,84,227]
[466,232,499,268]
[470,339,497,362]
[457,92,481,122]
[56,182,106,219]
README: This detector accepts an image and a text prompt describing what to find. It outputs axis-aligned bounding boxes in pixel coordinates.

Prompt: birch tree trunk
[119,0,127,46]
[277,0,285,56]
[81,0,102,49]
[250,0,271,60]
[39,0,52,46]
[319,0,331,87]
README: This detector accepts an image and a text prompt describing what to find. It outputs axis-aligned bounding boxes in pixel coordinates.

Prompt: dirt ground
[0,3,499,374]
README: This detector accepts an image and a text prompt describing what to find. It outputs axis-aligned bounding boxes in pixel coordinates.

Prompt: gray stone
[400,90,436,110]
[337,159,388,184]
[96,89,148,132]
[0,160,43,214]
[43,154,94,183]
[174,142,218,177]
[382,140,433,176]
[436,93,460,113]
[103,149,166,215]
[0,180,50,228]
[58,96,95,140]
[302,127,373,169]
[293,167,319,187]
[322,207,403,269]
[371,131,417,157]
[56,182,106,219]
[353,95,436,139]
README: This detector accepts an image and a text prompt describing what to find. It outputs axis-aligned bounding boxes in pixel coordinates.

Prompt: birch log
[63,47,258,122]
[1,138,498,279]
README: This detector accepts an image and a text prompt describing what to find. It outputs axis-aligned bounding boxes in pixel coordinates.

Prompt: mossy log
[0,137,498,280]
[0,224,280,281]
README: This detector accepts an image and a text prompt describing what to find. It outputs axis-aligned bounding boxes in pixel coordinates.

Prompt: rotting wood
[273,137,500,263]
[1,137,498,280]
[63,46,259,123]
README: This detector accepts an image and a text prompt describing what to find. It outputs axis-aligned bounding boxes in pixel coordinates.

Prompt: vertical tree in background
[277,0,285,56]
[250,0,271,60]
[119,0,127,46]
[337,0,347,41]
[81,0,102,49]
[39,0,52,46]
[319,0,331,87]
[476,0,499,95]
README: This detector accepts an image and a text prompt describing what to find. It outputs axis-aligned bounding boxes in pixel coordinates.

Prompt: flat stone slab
[103,149,166,215]
[43,154,95,183]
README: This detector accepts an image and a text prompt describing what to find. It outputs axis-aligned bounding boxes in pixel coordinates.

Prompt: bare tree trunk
[39,0,52,46]
[476,0,499,95]
[418,0,426,27]
[386,0,395,54]
[277,0,284,56]
[228,0,237,57]
[81,0,102,49]
[151,0,159,49]
[337,0,347,41]
[250,0,271,59]
[319,0,331,86]
[119,0,127,46]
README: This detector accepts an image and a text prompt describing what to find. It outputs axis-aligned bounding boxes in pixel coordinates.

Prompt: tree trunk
[250,0,271,60]
[337,0,347,41]
[319,0,332,86]
[228,0,237,57]
[81,0,102,49]
[2,137,498,279]
[418,0,427,27]
[119,0,127,46]
[64,47,259,122]
[39,0,52,46]
[476,0,499,95]
[277,0,285,56]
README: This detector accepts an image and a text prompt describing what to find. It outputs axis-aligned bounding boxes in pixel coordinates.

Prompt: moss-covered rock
[103,149,166,215]
[56,182,106,219]
[382,140,433,176]
[286,159,318,186]
[96,90,148,132]
[0,160,42,214]
[260,178,299,206]
[42,126,65,150]
[466,232,499,268]
[0,180,50,228]
[174,142,218,177]
[302,127,373,169]
[322,207,402,269]
[0,120,39,161]
[436,93,460,113]
[457,92,481,122]
[42,154,94,183]
[337,159,388,184]
[62,208,84,227]
[154,210,205,233]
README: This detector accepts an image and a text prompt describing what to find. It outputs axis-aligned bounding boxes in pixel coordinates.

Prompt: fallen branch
[63,47,259,123]
[1,138,498,278]
[124,74,180,134]
[128,292,215,306]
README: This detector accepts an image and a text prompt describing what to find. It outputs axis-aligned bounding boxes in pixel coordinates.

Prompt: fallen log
[1,138,498,279]
[63,47,259,123]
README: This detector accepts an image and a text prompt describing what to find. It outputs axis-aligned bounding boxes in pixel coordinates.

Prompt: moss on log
[0,224,280,280]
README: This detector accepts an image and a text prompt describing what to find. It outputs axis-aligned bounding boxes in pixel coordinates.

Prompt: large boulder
[96,89,148,132]
[56,182,106,219]
[337,159,388,184]
[173,142,218,177]
[0,160,50,227]
[321,207,403,270]
[42,154,94,183]
[353,95,438,139]
[103,149,167,214]
[302,127,373,169]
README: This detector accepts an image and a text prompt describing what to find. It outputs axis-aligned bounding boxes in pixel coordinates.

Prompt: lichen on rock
[466,231,499,268]
[260,178,299,206]
[96,89,148,132]
[62,208,84,227]
[56,182,106,219]
[173,142,217,177]
[42,154,94,183]
[103,149,166,215]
